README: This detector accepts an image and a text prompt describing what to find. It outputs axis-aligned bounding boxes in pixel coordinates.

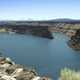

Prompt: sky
[0,0,80,20]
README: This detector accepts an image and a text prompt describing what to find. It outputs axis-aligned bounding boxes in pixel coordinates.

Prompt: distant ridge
[35,18,80,23]
[0,18,80,24]
[48,18,80,23]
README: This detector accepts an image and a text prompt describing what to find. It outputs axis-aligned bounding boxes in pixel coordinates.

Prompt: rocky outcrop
[0,56,52,80]
[68,29,80,50]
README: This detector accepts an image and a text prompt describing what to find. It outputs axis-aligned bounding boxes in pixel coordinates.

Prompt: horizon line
[0,18,80,21]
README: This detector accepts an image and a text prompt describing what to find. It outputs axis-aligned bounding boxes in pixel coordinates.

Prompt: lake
[0,32,80,80]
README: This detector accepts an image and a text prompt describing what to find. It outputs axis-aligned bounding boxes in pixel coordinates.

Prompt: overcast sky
[0,0,80,20]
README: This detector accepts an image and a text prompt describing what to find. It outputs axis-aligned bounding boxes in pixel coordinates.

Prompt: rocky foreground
[0,56,52,80]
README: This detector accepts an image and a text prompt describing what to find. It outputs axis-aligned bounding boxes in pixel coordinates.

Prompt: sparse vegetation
[63,24,80,30]
[59,68,80,80]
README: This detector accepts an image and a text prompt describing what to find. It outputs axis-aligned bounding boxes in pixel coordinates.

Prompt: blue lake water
[0,33,80,80]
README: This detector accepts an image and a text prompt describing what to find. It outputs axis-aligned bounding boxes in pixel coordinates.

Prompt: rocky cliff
[68,29,80,50]
[0,23,53,39]
[11,25,53,39]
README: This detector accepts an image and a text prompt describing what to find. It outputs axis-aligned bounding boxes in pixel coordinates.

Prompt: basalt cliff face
[0,22,53,39]
[9,25,53,39]
[68,29,80,50]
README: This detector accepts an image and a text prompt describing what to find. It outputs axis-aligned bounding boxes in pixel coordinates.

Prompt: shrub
[59,68,80,80]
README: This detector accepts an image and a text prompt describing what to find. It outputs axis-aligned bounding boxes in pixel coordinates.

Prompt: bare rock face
[0,57,52,80]
[68,29,80,50]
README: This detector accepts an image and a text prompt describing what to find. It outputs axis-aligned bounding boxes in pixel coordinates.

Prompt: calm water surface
[0,33,80,80]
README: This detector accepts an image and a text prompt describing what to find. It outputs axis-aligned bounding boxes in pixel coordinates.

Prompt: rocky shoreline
[0,56,52,80]
[68,41,80,50]
[68,29,80,50]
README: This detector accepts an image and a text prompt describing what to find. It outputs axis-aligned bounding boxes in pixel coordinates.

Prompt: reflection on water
[0,33,80,80]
